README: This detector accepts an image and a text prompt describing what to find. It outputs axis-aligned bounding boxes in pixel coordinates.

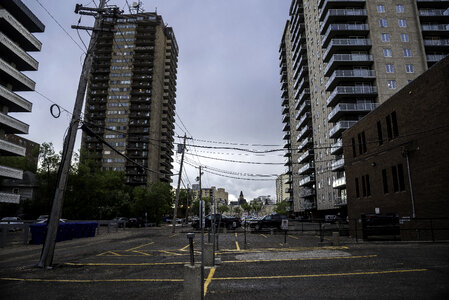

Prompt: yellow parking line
[212,269,427,281]
[234,232,238,238]
[97,251,121,256]
[125,241,154,252]
[288,235,299,240]
[223,254,377,264]
[159,250,183,256]
[65,262,185,266]
[260,234,268,239]
[0,277,183,283]
[132,250,151,256]
[235,241,241,251]
[169,233,179,238]
[204,267,216,296]
[179,243,191,251]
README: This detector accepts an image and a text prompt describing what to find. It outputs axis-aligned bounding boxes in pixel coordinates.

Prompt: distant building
[238,191,247,205]
[0,0,44,203]
[276,174,291,203]
[81,11,178,186]
[191,186,229,205]
[254,195,274,206]
[343,56,449,240]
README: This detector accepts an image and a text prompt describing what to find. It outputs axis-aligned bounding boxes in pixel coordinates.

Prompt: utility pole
[38,0,112,268]
[172,134,191,232]
[198,166,204,300]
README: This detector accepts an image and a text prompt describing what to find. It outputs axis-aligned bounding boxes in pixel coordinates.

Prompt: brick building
[343,56,449,240]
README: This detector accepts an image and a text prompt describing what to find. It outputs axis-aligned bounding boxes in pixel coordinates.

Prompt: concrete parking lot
[1,225,448,299]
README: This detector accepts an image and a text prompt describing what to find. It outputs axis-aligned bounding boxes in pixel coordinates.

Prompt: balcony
[296,100,311,117]
[319,0,366,10]
[323,38,371,62]
[282,123,290,132]
[299,175,315,187]
[0,192,21,204]
[299,162,315,175]
[423,39,449,50]
[426,54,448,63]
[296,124,313,141]
[332,175,346,188]
[0,85,32,112]
[300,188,316,198]
[327,102,378,122]
[282,114,290,124]
[0,58,35,91]
[0,112,29,134]
[283,132,291,140]
[421,24,449,33]
[320,9,367,33]
[331,139,343,155]
[296,112,311,129]
[322,23,369,47]
[329,120,358,138]
[0,32,38,71]
[297,88,310,104]
[326,86,377,107]
[298,137,313,151]
[0,165,23,180]
[0,9,42,51]
[331,157,345,171]
[324,54,373,77]
[0,139,26,156]
[284,176,293,184]
[419,9,449,21]
[298,149,314,164]
[326,69,376,91]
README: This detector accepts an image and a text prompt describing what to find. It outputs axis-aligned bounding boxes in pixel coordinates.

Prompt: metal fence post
[355,219,358,243]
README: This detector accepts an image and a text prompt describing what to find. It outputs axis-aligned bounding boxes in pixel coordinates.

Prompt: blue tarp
[29,222,98,245]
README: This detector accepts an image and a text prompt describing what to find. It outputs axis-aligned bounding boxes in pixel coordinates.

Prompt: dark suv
[250,214,287,231]
[192,214,241,229]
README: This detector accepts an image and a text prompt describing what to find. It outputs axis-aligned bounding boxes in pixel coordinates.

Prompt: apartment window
[377,5,385,13]
[382,169,389,194]
[405,64,414,73]
[361,175,367,197]
[391,111,399,138]
[397,164,405,191]
[392,165,399,192]
[352,138,357,157]
[396,5,404,13]
[403,49,412,57]
[398,19,407,28]
[357,132,367,154]
[386,115,393,140]
[381,33,390,42]
[386,64,395,73]
[400,33,409,42]
[366,175,371,196]
[377,121,383,145]
[384,48,392,57]
[387,80,397,89]
[379,19,388,27]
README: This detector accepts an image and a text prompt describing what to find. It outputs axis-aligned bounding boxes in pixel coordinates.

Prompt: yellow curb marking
[204,267,216,296]
[125,241,154,252]
[212,269,428,281]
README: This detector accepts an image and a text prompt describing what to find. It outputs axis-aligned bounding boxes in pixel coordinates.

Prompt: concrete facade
[280,0,449,216]
[82,12,178,186]
[0,0,44,203]
[343,56,449,240]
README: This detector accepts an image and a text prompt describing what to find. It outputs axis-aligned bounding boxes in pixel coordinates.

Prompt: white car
[0,217,23,231]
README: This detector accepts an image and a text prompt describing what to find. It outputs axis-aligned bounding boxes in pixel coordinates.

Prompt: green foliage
[191,197,211,216]
[274,200,289,215]
[241,203,252,214]
[218,204,230,214]
[251,199,264,216]
[233,206,242,217]
[132,182,174,225]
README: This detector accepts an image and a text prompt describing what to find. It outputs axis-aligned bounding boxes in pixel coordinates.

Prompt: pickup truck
[192,214,241,229]
[250,214,287,231]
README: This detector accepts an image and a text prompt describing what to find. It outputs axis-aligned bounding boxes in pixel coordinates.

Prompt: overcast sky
[17,0,291,202]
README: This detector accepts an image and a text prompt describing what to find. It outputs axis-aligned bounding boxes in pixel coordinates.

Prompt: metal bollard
[187,233,195,266]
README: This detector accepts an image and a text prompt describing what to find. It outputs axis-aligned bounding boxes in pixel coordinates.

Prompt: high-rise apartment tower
[280,0,449,216]
[82,12,178,185]
[0,0,44,203]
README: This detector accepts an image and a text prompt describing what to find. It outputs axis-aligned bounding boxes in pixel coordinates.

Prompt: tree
[241,203,252,215]
[132,182,174,225]
[233,206,242,217]
[251,199,264,216]
[274,200,289,215]
[191,197,211,217]
[218,204,230,215]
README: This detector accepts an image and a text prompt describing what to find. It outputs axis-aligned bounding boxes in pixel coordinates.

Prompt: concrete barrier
[183,263,201,300]
[204,243,214,266]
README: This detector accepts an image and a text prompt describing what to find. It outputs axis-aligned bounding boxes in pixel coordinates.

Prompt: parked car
[241,216,260,227]
[0,217,23,231]
[36,215,49,222]
[192,214,241,229]
[250,214,287,231]
[36,218,67,224]
[111,217,128,228]
[126,217,145,228]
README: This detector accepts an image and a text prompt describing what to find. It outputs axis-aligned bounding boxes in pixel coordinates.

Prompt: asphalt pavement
[0,225,448,299]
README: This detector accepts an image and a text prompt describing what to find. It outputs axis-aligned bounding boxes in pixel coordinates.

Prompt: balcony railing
[298,88,310,103]
[331,139,343,155]
[299,175,315,186]
[297,112,311,128]
[427,54,448,62]
[319,0,366,10]
[300,188,315,198]
[0,85,32,112]
[298,149,313,164]
[0,112,29,134]
[323,38,371,62]
[421,24,449,31]
[297,124,312,141]
[324,54,373,76]
[328,102,378,122]
[0,33,38,71]
[329,120,358,138]
[331,157,345,171]
[419,9,449,16]
[0,58,35,91]
[322,23,369,47]
[299,162,315,174]
[326,86,377,107]
[0,165,23,180]
[0,192,21,204]
[332,175,346,188]
[326,69,376,91]
[296,100,311,117]
[298,137,313,152]
[0,10,42,51]
[424,39,449,46]
[320,9,367,32]
[0,139,26,156]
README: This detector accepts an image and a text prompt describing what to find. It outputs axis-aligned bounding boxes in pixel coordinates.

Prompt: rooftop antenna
[131,1,143,14]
